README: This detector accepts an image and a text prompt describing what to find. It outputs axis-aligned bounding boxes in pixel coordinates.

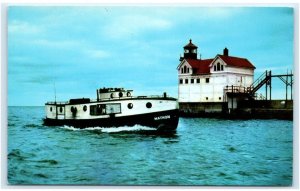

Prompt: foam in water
[60,125,157,133]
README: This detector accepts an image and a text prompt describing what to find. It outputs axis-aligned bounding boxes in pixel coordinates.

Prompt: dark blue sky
[8,6,294,106]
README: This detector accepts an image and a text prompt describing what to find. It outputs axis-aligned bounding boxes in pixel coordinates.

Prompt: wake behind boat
[43,88,179,132]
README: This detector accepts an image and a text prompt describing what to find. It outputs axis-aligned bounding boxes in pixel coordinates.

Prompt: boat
[43,87,179,132]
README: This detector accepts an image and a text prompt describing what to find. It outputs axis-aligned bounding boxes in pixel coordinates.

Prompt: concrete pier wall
[179,100,293,120]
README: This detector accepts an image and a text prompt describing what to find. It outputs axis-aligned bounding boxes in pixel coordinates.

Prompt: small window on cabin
[219,97,222,100]
[181,68,183,73]
[128,103,133,109]
[214,65,216,71]
[221,65,224,71]
[179,79,183,84]
[185,79,188,84]
[184,66,187,73]
[191,79,194,84]
[146,102,152,109]
[83,105,87,112]
[206,78,209,83]
[50,107,52,112]
[206,97,208,100]
[187,68,189,73]
[197,79,200,83]
[59,107,63,113]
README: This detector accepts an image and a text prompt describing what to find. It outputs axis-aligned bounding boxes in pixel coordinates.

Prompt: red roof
[218,55,256,69]
[185,58,213,74]
[185,55,255,75]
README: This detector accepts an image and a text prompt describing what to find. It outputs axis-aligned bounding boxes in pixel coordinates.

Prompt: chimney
[223,47,229,56]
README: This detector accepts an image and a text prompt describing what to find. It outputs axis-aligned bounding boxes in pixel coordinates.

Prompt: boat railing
[46,95,174,105]
[46,101,69,105]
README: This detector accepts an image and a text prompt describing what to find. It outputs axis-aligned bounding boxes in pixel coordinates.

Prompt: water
[7,106,293,185]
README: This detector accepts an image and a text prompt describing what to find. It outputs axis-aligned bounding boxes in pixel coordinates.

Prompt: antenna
[54,82,57,103]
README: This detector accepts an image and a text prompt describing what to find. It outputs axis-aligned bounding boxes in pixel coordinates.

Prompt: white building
[177,39,256,103]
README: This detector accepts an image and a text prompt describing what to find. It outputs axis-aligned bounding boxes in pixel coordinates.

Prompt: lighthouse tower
[180,39,198,61]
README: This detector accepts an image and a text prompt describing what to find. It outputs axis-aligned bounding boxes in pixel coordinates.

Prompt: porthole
[128,103,133,109]
[119,92,123,97]
[50,107,52,112]
[83,105,87,112]
[59,107,63,113]
[146,102,152,109]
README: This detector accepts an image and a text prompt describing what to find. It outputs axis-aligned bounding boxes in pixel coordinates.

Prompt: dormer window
[217,62,220,71]
[214,62,224,71]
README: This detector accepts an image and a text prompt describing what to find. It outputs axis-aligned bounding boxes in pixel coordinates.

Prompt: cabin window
[197,79,200,83]
[184,66,187,73]
[206,97,208,100]
[90,103,121,115]
[50,107,52,112]
[179,79,183,84]
[146,102,152,109]
[206,78,209,83]
[59,107,63,113]
[83,105,87,112]
[119,92,123,97]
[128,103,133,109]
[191,79,194,84]
[181,68,183,73]
[217,62,220,71]
[214,65,216,71]
[219,97,222,100]
[187,68,189,73]
[185,79,188,84]
[221,65,224,71]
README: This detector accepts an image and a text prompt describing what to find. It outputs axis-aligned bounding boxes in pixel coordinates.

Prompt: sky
[7,6,294,106]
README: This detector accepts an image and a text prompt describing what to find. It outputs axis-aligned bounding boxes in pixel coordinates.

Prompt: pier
[179,70,293,120]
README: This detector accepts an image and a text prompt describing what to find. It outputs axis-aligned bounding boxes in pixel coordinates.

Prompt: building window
[206,78,209,83]
[197,79,200,83]
[181,68,183,73]
[50,107,52,112]
[179,79,183,84]
[206,97,208,100]
[185,79,188,84]
[187,68,189,73]
[217,62,220,71]
[191,79,194,84]
[59,107,63,113]
[184,66,187,73]
[221,65,224,71]
[214,65,216,71]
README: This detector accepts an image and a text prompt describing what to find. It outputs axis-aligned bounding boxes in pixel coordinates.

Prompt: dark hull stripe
[43,109,179,132]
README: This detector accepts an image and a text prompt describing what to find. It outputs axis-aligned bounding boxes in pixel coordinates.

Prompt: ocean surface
[7,106,293,185]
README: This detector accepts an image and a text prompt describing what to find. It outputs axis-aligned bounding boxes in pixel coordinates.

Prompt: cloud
[103,15,172,39]
[8,20,42,34]
[85,49,110,59]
